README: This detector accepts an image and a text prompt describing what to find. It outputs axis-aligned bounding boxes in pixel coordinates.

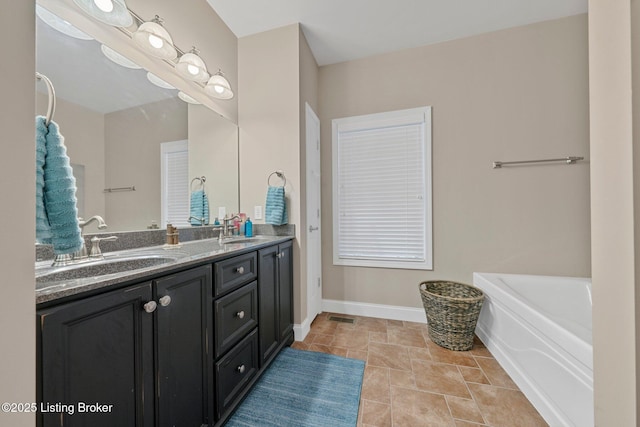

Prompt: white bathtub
[473,272,593,427]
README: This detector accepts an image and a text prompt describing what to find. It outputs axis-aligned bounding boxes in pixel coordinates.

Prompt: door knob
[159,295,172,307]
[236,310,245,319]
[143,301,157,313]
[236,266,244,274]
[237,365,246,374]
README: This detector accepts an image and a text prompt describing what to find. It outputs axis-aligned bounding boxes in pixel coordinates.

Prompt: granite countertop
[36,235,293,305]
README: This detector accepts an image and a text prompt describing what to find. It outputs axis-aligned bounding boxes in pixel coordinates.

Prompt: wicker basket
[419,281,484,351]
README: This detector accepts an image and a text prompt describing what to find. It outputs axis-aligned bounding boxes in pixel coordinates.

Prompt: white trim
[322,299,427,324]
[293,316,312,342]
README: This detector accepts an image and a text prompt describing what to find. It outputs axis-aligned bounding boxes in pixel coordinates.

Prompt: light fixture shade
[36,5,94,40]
[101,44,141,69]
[147,72,176,90]
[133,16,177,60]
[178,91,201,104]
[72,0,133,27]
[176,48,209,82]
[205,70,234,100]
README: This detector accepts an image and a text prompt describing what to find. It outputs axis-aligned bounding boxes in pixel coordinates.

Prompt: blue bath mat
[225,347,365,427]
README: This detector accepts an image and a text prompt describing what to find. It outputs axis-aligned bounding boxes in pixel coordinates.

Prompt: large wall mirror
[35,1,239,233]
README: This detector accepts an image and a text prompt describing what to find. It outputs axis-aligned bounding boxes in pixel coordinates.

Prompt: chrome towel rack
[268,170,286,187]
[36,72,56,126]
[493,156,584,169]
[191,176,206,191]
[104,186,136,193]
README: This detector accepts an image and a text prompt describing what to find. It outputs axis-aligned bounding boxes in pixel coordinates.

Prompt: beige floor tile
[474,357,518,389]
[348,349,369,361]
[387,327,428,348]
[367,342,411,371]
[411,359,472,399]
[445,395,485,424]
[360,400,391,427]
[408,347,432,361]
[468,383,548,427]
[386,319,405,327]
[427,341,479,367]
[361,366,390,404]
[311,333,334,346]
[389,368,416,389]
[302,332,318,344]
[458,366,490,385]
[391,386,455,427]
[355,317,389,333]
[307,343,348,357]
[369,331,388,343]
[454,421,487,427]
[403,321,429,331]
[290,341,309,351]
[331,329,370,350]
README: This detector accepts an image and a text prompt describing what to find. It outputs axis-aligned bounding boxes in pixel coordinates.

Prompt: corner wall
[589,1,638,425]
[238,24,305,324]
[318,15,590,310]
[0,2,35,426]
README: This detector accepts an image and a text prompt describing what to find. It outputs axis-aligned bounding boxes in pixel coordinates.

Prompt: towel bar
[268,170,286,187]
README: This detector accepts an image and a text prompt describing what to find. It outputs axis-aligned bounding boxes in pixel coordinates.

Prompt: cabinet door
[278,241,294,342]
[257,245,279,367]
[155,265,213,427]
[38,283,154,427]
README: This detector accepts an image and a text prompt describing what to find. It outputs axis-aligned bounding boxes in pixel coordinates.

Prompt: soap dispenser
[245,217,253,237]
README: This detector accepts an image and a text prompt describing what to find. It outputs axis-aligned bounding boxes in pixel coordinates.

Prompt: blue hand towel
[35,116,83,255]
[265,186,288,225]
[190,189,209,226]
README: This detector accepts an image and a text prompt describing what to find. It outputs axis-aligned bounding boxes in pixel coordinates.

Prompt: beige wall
[589,1,638,425]
[37,93,106,221]
[298,29,319,325]
[105,98,187,231]
[319,15,591,308]
[188,104,239,217]
[0,2,35,426]
[238,24,305,323]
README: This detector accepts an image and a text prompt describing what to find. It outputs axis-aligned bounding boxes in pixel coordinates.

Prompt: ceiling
[206,0,587,66]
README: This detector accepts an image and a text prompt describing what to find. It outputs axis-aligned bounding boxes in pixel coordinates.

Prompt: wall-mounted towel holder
[268,170,286,187]
[191,176,206,190]
[104,186,136,193]
[36,72,56,126]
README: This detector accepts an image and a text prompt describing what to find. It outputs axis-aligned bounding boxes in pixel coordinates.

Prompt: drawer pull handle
[276,253,282,259]
[236,266,245,274]
[143,301,157,313]
[237,365,246,374]
[159,295,172,307]
[236,311,245,319]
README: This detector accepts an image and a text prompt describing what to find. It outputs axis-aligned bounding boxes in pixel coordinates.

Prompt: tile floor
[291,312,548,427]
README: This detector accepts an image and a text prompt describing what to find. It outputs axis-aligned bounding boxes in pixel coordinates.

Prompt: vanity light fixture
[72,0,133,27]
[101,44,141,69]
[133,15,177,61]
[36,5,94,40]
[176,47,209,82]
[205,69,234,100]
[146,72,176,90]
[178,91,201,105]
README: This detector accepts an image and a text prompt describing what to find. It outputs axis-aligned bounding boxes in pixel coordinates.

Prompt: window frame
[160,139,190,228]
[332,106,433,270]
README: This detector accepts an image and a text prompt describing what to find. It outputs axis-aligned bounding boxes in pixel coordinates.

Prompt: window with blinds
[161,140,190,228]
[332,107,432,270]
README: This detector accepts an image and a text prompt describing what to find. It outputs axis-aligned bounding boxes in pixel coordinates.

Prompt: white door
[306,103,322,322]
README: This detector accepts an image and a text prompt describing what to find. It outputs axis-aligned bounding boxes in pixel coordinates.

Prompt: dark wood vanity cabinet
[37,265,213,427]
[37,240,294,427]
[258,240,294,366]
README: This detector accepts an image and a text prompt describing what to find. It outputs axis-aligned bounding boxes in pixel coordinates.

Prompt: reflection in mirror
[35,3,239,233]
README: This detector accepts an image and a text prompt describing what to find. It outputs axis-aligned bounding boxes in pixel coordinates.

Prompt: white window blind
[332,107,432,270]
[161,140,190,228]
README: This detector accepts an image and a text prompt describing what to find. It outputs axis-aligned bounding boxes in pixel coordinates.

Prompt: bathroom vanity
[35,236,294,427]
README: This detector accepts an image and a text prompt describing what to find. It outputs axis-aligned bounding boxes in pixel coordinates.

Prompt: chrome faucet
[219,214,240,243]
[73,216,108,260]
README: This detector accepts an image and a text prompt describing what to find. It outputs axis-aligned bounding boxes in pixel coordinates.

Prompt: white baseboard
[322,299,427,323]
[293,316,311,341]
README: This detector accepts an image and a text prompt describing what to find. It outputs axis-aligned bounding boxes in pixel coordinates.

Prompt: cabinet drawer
[214,281,258,358]
[214,252,257,296]
[215,328,259,420]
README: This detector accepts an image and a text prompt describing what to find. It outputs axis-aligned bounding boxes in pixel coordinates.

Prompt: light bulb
[93,0,114,13]
[148,33,164,49]
[187,64,199,75]
[214,85,225,94]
